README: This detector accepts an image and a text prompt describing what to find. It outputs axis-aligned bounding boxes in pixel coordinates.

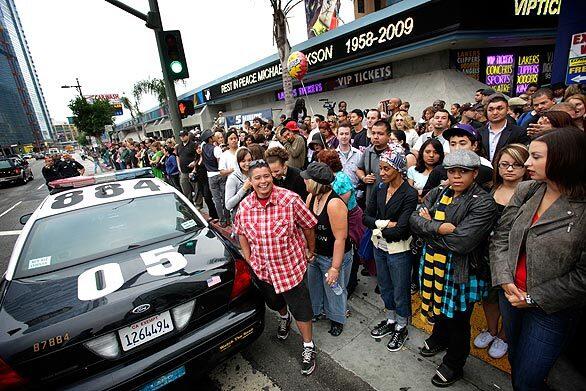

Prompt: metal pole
[148,0,182,141]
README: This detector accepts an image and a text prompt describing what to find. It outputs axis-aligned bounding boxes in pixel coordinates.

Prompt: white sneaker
[488,337,508,359]
[473,331,495,349]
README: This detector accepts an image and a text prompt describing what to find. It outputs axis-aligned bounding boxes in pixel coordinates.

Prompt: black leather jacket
[409,182,497,284]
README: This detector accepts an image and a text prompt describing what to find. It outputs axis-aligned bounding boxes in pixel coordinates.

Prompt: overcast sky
[14,0,354,123]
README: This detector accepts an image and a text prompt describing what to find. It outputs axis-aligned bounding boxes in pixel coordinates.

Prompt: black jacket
[363,181,418,242]
[409,183,497,283]
[275,166,307,200]
[478,121,529,163]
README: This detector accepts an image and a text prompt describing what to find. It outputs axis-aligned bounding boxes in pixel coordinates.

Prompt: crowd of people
[93,84,585,388]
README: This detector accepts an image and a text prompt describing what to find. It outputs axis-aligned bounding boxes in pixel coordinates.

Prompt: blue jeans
[307,250,353,324]
[373,247,412,326]
[499,290,574,391]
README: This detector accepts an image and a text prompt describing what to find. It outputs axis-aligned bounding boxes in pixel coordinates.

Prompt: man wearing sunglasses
[233,159,318,376]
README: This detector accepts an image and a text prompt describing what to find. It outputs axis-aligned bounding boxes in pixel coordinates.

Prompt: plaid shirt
[234,186,317,294]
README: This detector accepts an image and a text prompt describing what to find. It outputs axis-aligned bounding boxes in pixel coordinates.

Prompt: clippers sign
[566,32,586,85]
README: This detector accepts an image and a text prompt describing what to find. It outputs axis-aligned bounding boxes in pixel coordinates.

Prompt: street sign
[566,32,586,85]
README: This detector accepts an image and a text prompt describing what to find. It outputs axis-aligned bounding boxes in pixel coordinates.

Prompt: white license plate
[118,311,174,351]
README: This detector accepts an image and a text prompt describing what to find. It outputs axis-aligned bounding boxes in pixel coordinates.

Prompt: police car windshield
[16,193,204,277]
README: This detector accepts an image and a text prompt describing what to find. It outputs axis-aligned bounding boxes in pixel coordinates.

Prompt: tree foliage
[68,97,114,139]
[133,78,167,106]
[76,131,89,146]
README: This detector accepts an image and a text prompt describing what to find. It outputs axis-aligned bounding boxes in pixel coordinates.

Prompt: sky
[14,0,355,123]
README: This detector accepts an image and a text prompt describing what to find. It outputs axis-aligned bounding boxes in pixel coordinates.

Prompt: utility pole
[104,0,183,140]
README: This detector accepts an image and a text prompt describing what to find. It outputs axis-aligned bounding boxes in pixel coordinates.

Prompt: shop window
[357,0,364,13]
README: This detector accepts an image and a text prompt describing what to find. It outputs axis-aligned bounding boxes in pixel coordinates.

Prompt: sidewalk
[206,217,513,391]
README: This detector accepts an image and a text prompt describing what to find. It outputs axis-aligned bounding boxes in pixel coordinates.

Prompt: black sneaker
[387,326,408,352]
[277,314,292,340]
[419,340,447,357]
[370,320,395,338]
[431,363,463,387]
[301,344,317,376]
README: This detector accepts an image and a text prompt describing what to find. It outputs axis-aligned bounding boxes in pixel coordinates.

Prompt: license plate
[118,311,174,351]
[140,366,186,391]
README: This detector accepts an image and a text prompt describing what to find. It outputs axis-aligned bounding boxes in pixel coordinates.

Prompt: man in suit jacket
[479,95,529,162]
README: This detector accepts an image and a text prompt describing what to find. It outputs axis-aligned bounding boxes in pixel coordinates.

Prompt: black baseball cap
[300,162,334,185]
[179,130,189,137]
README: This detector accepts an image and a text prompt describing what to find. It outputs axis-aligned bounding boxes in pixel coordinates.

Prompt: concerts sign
[451,46,554,96]
[197,0,558,102]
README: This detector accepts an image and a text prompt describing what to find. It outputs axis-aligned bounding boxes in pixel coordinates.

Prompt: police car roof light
[49,168,154,193]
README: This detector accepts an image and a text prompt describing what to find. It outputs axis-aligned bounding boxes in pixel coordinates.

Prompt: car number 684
[77,246,188,301]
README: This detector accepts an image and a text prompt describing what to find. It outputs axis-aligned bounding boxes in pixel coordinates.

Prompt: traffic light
[178,99,195,119]
[159,30,189,80]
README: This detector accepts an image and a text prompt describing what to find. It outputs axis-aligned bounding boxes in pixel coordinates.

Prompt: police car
[0,168,264,390]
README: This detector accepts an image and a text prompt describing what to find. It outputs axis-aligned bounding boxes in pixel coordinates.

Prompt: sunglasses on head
[249,159,268,170]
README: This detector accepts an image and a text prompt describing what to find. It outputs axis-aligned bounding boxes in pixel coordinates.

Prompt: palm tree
[132,78,168,108]
[120,95,143,140]
[270,0,302,116]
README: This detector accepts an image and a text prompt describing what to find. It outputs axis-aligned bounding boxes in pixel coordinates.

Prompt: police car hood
[0,227,235,368]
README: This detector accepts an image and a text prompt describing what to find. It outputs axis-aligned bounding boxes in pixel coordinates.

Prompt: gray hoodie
[225,149,250,212]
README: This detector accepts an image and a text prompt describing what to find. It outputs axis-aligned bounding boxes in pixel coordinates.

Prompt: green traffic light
[170,61,183,74]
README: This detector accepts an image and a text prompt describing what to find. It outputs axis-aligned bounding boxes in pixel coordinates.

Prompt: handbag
[358,228,374,261]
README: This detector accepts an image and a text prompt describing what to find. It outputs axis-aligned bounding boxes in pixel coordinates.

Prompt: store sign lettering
[485,54,515,94]
[514,0,561,16]
[516,54,540,94]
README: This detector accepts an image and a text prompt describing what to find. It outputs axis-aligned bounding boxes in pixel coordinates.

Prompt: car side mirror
[20,213,32,225]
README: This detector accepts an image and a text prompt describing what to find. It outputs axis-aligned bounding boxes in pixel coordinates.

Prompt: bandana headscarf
[379,144,407,174]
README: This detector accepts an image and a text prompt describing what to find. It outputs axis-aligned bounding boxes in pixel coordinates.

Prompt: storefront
[115,0,560,133]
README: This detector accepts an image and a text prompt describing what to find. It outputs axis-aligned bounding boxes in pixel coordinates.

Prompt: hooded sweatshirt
[225,148,251,212]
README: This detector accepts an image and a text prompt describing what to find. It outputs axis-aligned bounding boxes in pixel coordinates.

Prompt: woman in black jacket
[363,146,418,352]
[409,149,497,387]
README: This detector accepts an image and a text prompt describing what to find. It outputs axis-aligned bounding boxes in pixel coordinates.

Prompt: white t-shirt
[407,166,430,191]
[413,131,451,154]
[404,128,419,148]
[219,149,238,172]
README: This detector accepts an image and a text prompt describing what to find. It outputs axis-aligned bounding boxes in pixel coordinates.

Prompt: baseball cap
[472,102,485,112]
[308,133,325,150]
[300,162,335,185]
[285,121,299,131]
[443,149,480,171]
[481,88,497,96]
[443,123,479,141]
[508,97,528,107]
[179,130,189,137]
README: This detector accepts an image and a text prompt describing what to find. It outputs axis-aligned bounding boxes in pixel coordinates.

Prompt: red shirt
[234,186,317,294]
[514,212,540,292]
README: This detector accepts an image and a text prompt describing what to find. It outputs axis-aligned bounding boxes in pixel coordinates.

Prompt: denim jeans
[499,290,574,391]
[307,250,353,324]
[373,247,412,326]
[209,174,227,222]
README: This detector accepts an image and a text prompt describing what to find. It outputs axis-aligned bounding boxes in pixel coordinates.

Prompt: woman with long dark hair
[291,98,308,124]
[407,138,444,196]
[490,128,586,390]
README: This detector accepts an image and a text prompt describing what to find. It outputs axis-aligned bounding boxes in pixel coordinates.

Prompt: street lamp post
[61,78,84,98]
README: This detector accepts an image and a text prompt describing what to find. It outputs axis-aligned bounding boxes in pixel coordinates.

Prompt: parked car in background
[0,157,33,185]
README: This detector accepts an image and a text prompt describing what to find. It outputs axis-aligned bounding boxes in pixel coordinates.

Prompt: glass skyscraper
[0,0,52,154]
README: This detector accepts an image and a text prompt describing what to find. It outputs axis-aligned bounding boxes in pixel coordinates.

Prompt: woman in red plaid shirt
[233,159,319,376]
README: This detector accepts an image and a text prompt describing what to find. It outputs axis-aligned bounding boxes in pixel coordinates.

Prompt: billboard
[84,93,124,116]
[305,0,341,38]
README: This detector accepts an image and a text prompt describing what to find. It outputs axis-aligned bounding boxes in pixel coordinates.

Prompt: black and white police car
[0,168,264,390]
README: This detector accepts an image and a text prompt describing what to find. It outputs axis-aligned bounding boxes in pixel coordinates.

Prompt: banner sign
[451,46,554,95]
[84,93,123,116]
[566,32,586,85]
[305,0,341,38]
[275,63,392,101]
[226,109,273,127]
